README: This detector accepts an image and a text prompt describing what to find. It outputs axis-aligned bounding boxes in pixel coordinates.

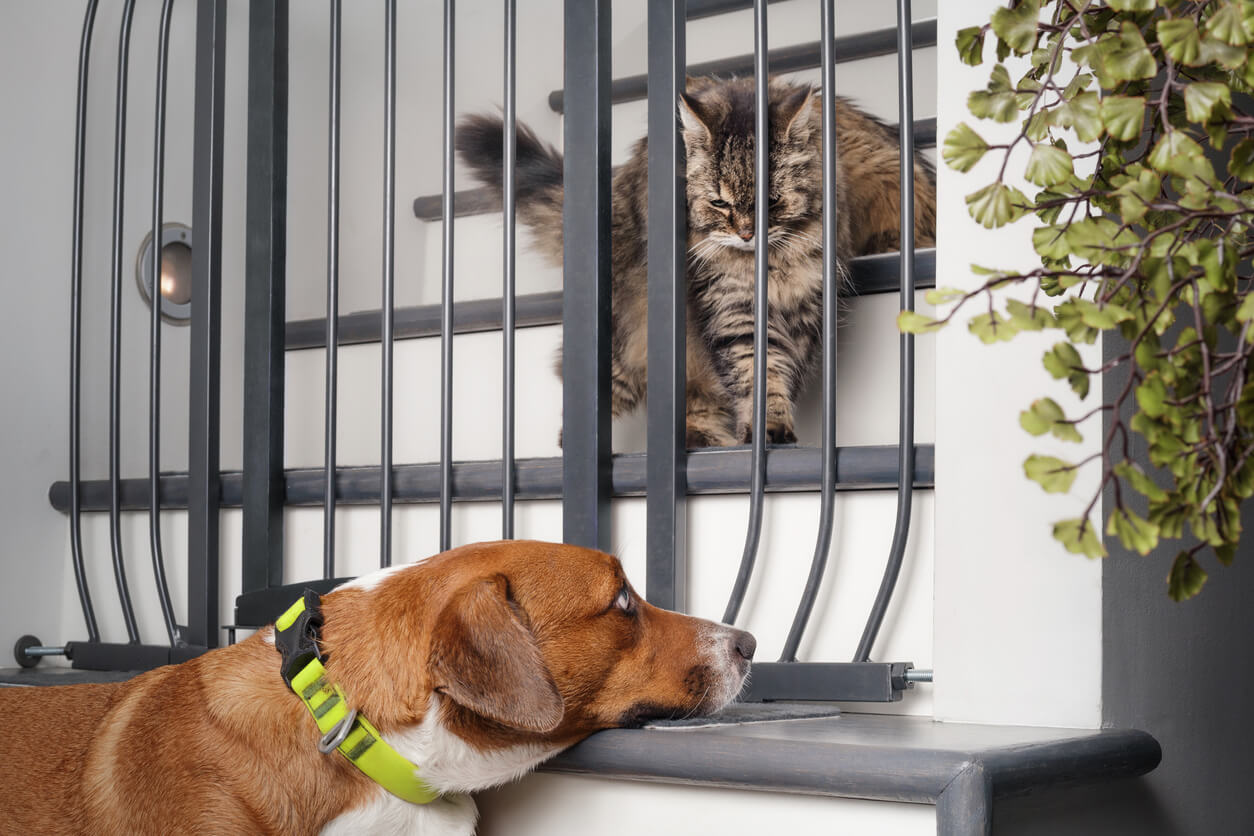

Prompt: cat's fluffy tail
[456,115,564,257]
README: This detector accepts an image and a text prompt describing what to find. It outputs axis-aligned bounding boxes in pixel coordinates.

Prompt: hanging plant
[906,0,1254,599]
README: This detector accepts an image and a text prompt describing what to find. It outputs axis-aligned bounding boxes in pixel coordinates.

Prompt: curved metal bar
[502,0,516,539]
[69,0,102,644]
[439,0,456,551]
[148,0,179,646]
[324,0,341,578]
[722,0,769,626]
[109,0,141,644]
[853,0,916,663]
[779,0,838,662]
[380,0,397,567]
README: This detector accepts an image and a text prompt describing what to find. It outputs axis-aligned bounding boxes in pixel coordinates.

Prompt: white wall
[931,0,1104,729]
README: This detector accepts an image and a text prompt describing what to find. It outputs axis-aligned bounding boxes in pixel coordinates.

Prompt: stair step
[412,119,936,222]
[548,18,938,113]
[48,444,934,513]
[283,248,935,350]
[543,713,1160,825]
[685,0,789,21]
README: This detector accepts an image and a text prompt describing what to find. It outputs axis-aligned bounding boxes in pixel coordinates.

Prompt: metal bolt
[904,668,933,683]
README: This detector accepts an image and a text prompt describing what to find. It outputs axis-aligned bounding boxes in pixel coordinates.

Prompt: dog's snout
[731,629,756,662]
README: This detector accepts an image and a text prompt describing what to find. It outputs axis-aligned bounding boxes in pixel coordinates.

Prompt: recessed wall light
[136,222,193,324]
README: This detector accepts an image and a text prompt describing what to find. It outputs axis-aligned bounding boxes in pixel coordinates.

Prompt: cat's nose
[737,229,754,241]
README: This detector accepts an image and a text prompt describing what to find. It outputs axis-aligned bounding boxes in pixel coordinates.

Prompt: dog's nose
[731,629,756,661]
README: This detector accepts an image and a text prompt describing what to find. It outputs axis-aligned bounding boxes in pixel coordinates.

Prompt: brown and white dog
[0,540,755,835]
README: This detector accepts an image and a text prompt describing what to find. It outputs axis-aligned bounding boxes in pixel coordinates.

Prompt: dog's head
[319,540,754,748]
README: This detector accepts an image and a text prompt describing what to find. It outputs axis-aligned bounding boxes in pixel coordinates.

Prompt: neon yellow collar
[276,595,440,806]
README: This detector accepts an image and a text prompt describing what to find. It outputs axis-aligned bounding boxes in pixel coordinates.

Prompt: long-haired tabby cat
[458,76,935,447]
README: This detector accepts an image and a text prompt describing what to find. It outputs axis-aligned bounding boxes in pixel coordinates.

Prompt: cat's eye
[709,198,730,209]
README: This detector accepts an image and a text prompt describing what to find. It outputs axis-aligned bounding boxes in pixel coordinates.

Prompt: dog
[0,540,755,835]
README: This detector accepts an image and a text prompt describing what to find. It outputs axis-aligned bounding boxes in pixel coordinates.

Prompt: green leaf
[1072,297,1133,329]
[1230,138,1254,180]
[991,0,1040,55]
[1183,82,1231,123]
[1025,143,1074,186]
[1147,131,1215,184]
[1107,0,1154,10]
[1054,517,1107,558]
[943,123,990,172]
[1106,508,1161,556]
[1157,18,1202,65]
[924,286,966,305]
[1103,22,1159,81]
[1005,298,1055,331]
[1167,552,1208,601]
[1020,397,1063,436]
[1137,373,1168,418]
[968,311,1019,343]
[966,182,1029,229]
[1206,1,1249,46]
[1197,36,1247,69]
[1050,91,1103,142]
[1054,300,1100,344]
[1115,461,1168,502]
[956,25,987,66]
[1236,291,1254,324]
[897,310,943,334]
[1100,95,1145,142]
[1214,542,1236,567]
[1042,341,1091,399]
[1032,225,1070,260]
[1025,454,1078,493]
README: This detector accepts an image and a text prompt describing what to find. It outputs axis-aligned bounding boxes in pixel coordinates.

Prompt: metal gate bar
[243,0,288,597]
[779,0,839,663]
[721,0,771,626]
[187,0,227,650]
[439,0,456,552]
[560,0,613,552]
[324,0,341,578]
[381,0,397,568]
[502,0,517,539]
[108,0,142,645]
[854,0,917,663]
[644,0,687,612]
[69,0,102,644]
[148,0,180,647]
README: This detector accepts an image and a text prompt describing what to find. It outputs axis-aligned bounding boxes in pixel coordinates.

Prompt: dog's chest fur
[322,695,560,835]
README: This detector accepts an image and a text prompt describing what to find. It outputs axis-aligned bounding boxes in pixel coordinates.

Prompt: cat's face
[680,78,824,261]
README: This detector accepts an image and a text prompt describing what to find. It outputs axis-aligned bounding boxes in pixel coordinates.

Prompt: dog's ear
[429,575,564,733]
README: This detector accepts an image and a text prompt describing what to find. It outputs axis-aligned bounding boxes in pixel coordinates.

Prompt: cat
[457,75,936,447]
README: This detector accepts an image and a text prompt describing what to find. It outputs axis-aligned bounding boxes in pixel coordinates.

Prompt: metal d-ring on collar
[318,707,359,754]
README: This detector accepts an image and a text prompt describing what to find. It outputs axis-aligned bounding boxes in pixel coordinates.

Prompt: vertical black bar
[779,0,837,662]
[109,0,141,644]
[188,0,227,649]
[645,0,687,610]
[561,0,612,552]
[69,0,101,644]
[324,0,341,577]
[722,0,769,626]
[149,0,179,647]
[854,0,916,663]
[381,0,397,567]
[243,0,288,596]
[439,0,455,552]
[502,0,516,540]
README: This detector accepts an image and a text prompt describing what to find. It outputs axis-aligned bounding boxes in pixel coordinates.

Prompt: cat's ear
[776,84,817,137]
[678,92,716,140]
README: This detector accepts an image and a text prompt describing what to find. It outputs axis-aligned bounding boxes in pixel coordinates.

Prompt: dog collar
[274,591,440,806]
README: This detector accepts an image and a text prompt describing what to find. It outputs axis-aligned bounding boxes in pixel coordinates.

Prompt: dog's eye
[614,587,633,613]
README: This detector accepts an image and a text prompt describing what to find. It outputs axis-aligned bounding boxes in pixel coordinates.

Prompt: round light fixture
[136,222,193,323]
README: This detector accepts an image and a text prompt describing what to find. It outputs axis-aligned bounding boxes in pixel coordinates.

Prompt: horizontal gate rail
[548,18,938,112]
[50,445,935,512]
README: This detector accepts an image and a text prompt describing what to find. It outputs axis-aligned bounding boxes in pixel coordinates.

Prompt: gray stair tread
[0,666,139,686]
[545,712,1161,804]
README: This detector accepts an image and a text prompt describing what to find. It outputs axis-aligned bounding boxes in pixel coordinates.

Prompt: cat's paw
[686,425,736,449]
[736,423,798,445]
